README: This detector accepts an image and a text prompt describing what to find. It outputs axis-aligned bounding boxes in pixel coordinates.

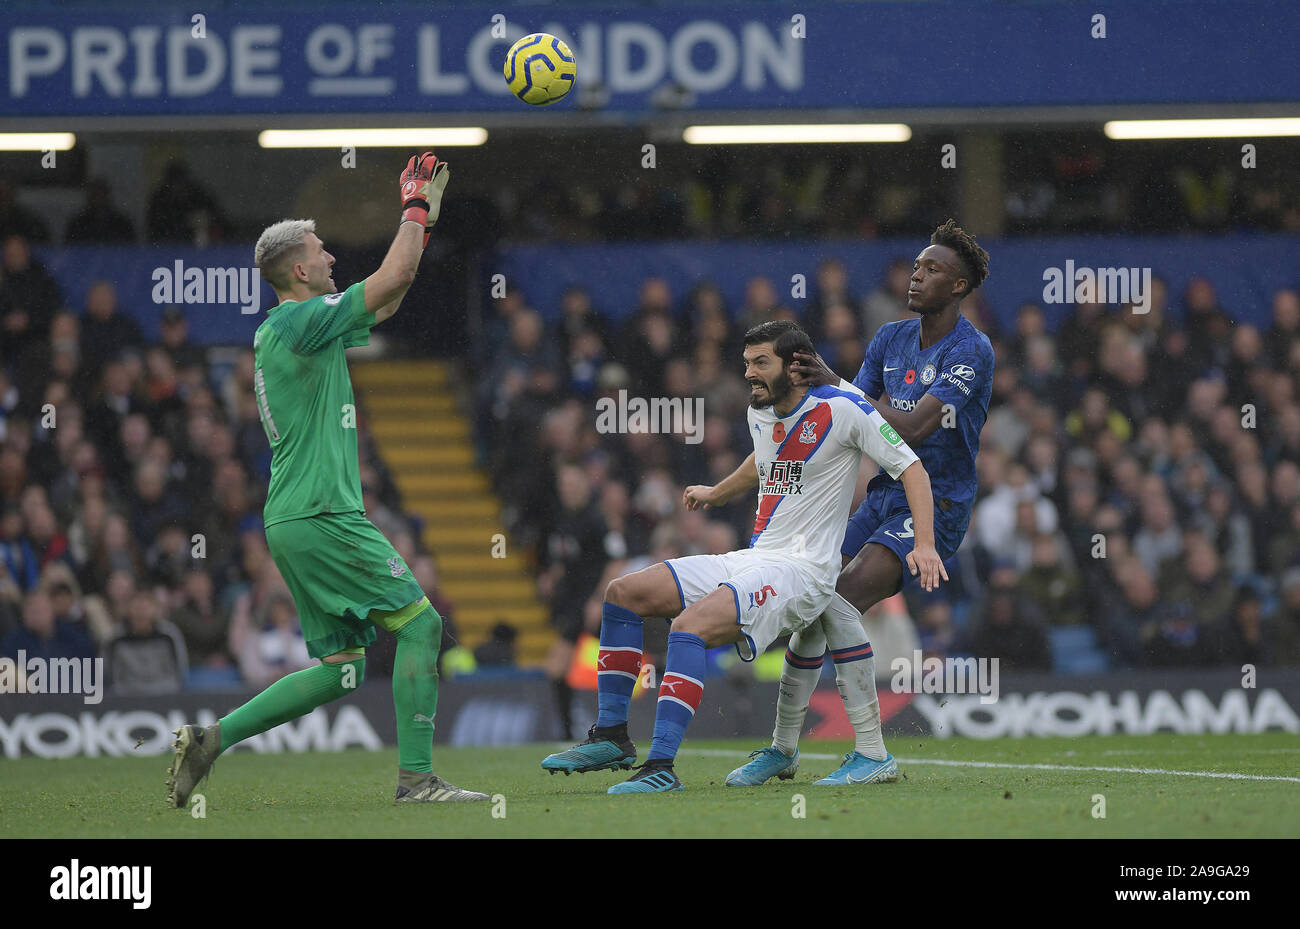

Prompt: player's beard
[748,369,795,409]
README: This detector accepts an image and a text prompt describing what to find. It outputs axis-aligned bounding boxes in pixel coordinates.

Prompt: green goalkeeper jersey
[253,280,376,527]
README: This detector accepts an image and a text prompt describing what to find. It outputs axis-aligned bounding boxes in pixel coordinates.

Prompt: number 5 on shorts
[884,517,914,543]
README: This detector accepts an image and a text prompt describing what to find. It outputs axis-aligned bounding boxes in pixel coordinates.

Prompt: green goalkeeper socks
[389,604,443,774]
[218,657,366,753]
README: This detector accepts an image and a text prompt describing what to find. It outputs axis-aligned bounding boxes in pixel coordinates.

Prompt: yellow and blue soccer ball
[503,33,576,106]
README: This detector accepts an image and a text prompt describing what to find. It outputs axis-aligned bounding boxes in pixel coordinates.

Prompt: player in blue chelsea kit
[729,219,993,786]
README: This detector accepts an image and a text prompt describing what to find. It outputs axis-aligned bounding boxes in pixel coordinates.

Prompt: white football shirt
[746,384,919,586]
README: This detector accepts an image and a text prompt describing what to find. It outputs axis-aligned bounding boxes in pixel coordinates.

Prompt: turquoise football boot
[542,724,637,775]
[607,761,685,794]
[725,746,800,785]
[813,751,898,785]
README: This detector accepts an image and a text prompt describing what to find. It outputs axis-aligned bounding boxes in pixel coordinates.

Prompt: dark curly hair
[742,320,814,368]
[931,219,989,297]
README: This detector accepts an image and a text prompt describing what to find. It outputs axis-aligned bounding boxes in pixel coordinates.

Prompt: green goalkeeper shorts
[264,511,427,659]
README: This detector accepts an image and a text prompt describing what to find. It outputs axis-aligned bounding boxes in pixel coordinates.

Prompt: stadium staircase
[350,360,551,666]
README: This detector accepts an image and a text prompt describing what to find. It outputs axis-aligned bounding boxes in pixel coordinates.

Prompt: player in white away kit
[540,321,944,792]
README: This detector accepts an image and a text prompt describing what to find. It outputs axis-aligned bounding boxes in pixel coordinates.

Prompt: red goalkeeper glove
[399,151,450,248]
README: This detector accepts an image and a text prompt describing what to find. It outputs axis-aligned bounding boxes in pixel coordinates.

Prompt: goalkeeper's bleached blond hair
[254,218,316,291]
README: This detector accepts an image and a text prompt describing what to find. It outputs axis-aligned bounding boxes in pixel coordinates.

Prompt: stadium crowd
[0,230,460,694]
[3,214,1300,696]
[476,260,1300,674]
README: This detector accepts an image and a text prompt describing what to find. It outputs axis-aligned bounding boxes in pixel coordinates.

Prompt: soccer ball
[503,33,576,106]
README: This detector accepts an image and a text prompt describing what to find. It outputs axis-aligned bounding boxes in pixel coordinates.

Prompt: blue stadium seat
[1048,626,1111,675]
[185,667,243,691]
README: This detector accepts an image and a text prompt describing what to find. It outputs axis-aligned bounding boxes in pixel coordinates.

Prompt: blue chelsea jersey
[851,315,994,528]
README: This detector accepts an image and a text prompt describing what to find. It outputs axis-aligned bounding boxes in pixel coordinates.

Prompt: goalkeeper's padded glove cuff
[402,201,430,228]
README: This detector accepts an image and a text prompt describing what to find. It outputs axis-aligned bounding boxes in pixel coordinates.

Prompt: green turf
[1,733,1295,838]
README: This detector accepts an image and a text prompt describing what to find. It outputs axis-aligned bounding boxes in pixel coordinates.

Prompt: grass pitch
[2,733,1295,838]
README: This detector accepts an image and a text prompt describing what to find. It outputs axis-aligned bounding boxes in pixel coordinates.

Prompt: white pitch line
[678,748,1300,784]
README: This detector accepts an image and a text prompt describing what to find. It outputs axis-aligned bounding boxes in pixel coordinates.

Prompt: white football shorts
[664,548,834,661]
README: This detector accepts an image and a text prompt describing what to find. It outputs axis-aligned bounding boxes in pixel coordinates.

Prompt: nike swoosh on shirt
[883,366,899,372]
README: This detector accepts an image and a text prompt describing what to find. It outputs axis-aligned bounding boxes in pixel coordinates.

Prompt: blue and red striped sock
[830,642,874,665]
[823,599,887,761]
[595,602,643,729]
[647,631,706,762]
[772,642,825,756]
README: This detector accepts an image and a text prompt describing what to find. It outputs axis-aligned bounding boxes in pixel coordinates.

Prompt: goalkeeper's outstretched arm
[365,151,450,323]
[366,224,423,323]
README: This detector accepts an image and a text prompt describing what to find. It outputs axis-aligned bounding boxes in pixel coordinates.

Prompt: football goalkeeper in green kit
[166,152,489,805]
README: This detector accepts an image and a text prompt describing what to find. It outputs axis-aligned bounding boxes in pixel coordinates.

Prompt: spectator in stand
[565,328,606,398]
[142,346,188,443]
[618,279,679,397]
[538,463,613,740]
[145,159,228,244]
[734,275,788,335]
[970,564,1051,671]
[0,234,62,368]
[40,561,105,643]
[474,621,519,667]
[1065,385,1131,446]
[84,360,142,476]
[1019,532,1083,626]
[1146,531,1235,666]
[1132,488,1182,579]
[95,568,138,628]
[0,503,39,594]
[22,501,73,580]
[128,459,187,548]
[105,589,187,694]
[915,600,963,660]
[0,368,17,443]
[1020,334,1070,413]
[167,566,233,673]
[158,306,205,375]
[0,181,49,241]
[1218,587,1267,667]
[236,590,311,688]
[0,588,96,665]
[63,177,136,244]
[861,257,912,338]
[817,302,865,377]
[88,513,142,594]
[1266,288,1300,369]
[1269,503,1300,575]
[1273,568,1300,666]
[804,257,857,341]
[554,284,609,361]
[685,282,737,360]
[1182,276,1232,373]
[79,281,144,379]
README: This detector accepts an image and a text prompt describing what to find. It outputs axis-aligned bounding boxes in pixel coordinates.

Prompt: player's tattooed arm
[897,460,948,592]
[683,452,758,510]
[875,392,946,446]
